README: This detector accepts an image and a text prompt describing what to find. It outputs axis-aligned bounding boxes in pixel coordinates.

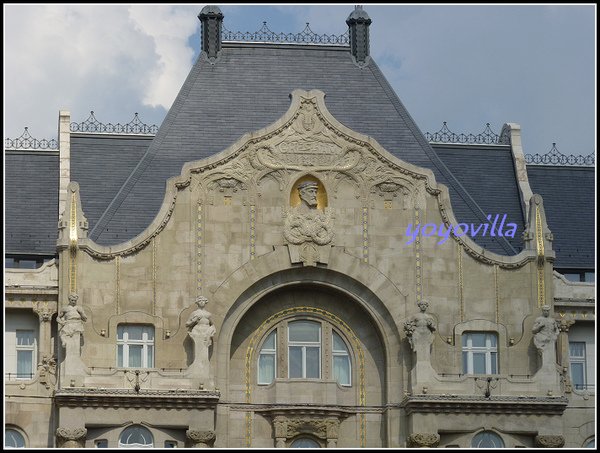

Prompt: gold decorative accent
[115,256,120,314]
[223,195,232,206]
[535,206,546,307]
[362,207,369,263]
[383,200,392,209]
[244,306,366,447]
[69,192,77,294]
[250,205,256,260]
[197,202,203,296]
[415,209,422,303]
[152,237,156,316]
[458,242,464,322]
[494,265,499,323]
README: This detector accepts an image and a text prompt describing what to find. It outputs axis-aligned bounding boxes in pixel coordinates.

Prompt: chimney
[346,5,371,66]
[198,5,224,62]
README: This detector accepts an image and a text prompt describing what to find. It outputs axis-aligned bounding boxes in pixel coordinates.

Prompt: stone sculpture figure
[57,293,87,351]
[404,300,436,352]
[532,304,559,372]
[185,296,216,384]
[284,180,334,266]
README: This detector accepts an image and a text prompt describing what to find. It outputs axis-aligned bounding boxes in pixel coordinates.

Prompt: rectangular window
[462,332,498,375]
[288,321,321,379]
[16,330,36,379]
[569,342,586,390]
[117,325,154,368]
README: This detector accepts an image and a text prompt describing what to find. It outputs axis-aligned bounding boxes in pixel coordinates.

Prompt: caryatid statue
[185,296,216,384]
[57,293,87,375]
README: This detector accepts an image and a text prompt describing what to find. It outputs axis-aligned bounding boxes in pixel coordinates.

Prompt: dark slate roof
[527,166,595,269]
[5,150,59,255]
[92,43,519,256]
[433,144,525,252]
[70,134,153,238]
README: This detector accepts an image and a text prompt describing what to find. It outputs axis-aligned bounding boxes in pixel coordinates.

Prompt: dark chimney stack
[198,5,224,62]
[346,5,371,66]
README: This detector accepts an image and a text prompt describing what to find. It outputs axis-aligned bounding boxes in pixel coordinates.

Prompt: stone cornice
[55,387,220,409]
[401,394,568,415]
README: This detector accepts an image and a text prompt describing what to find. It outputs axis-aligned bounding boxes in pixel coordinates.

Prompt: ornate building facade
[5,6,595,448]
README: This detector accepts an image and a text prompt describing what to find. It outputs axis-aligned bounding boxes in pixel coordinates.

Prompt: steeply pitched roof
[71,134,153,239]
[433,144,525,252]
[527,165,595,269]
[91,43,519,255]
[5,150,59,255]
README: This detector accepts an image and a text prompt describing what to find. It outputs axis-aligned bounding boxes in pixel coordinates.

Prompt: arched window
[584,438,595,448]
[256,318,353,386]
[332,331,351,386]
[5,428,26,448]
[291,437,320,448]
[118,425,153,448]
[258,330,277,384]
[471,431,504,448]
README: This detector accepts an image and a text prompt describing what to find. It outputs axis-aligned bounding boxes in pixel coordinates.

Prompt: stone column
[557,319,575,393]
[325,419,340,448]
[58,111,71,219]
[407,433,440,448]
[56,427,87,448]
[535,435,565,448]
[186,430,215,448]
[273,416,287,448]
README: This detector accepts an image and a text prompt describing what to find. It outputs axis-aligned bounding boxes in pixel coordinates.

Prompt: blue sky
[4,4,596,157]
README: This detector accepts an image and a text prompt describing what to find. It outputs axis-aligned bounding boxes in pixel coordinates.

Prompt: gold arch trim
[244,306,366,447]
[69,192,77,293]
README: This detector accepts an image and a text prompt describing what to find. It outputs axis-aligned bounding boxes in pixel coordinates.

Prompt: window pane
[334,355,350,386]
[462,351,469,374]
[584,272,595,283]
[143,327,154,341]
[118,345,124,367]
[332,332,348,352]
[471,333,486,348]
[570,342,585,357]
[129,345,143,368]
[258,354,275,384]
[306,346,320,378]
[490,352,497,374]
[488,334,497,348]
[291,438,320,448]
[5,429,26,448]
[147,345,154,368]
[17,350,33,378]
[472,431,504,448]
[16,330,35,346]
[263,331,276,350]
[289,346,303,378]
[127,326,144,341]
[120,425,153,447]
[472,353,486,374]
[571,363,585,389]
[117,325,125,339]
[289,321,320,343]
[563,273,581,282]
[95,439,108,448]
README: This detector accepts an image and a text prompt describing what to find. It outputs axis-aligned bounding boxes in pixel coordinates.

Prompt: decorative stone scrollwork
[186,429,216,448]
[283,210,334,246]
[38,355,57,389]
[407,432,440,448]
[271,416,339,447]
[56,427,87,448]
[535,435,565,448]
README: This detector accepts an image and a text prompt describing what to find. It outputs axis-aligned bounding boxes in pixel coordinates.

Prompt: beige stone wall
[10,89,588,447]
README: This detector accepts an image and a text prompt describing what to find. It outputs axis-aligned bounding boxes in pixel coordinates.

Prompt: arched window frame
[5,426,27,448]
[118,424,154,448]
[256,316,353,387]
[471,430,505,448]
